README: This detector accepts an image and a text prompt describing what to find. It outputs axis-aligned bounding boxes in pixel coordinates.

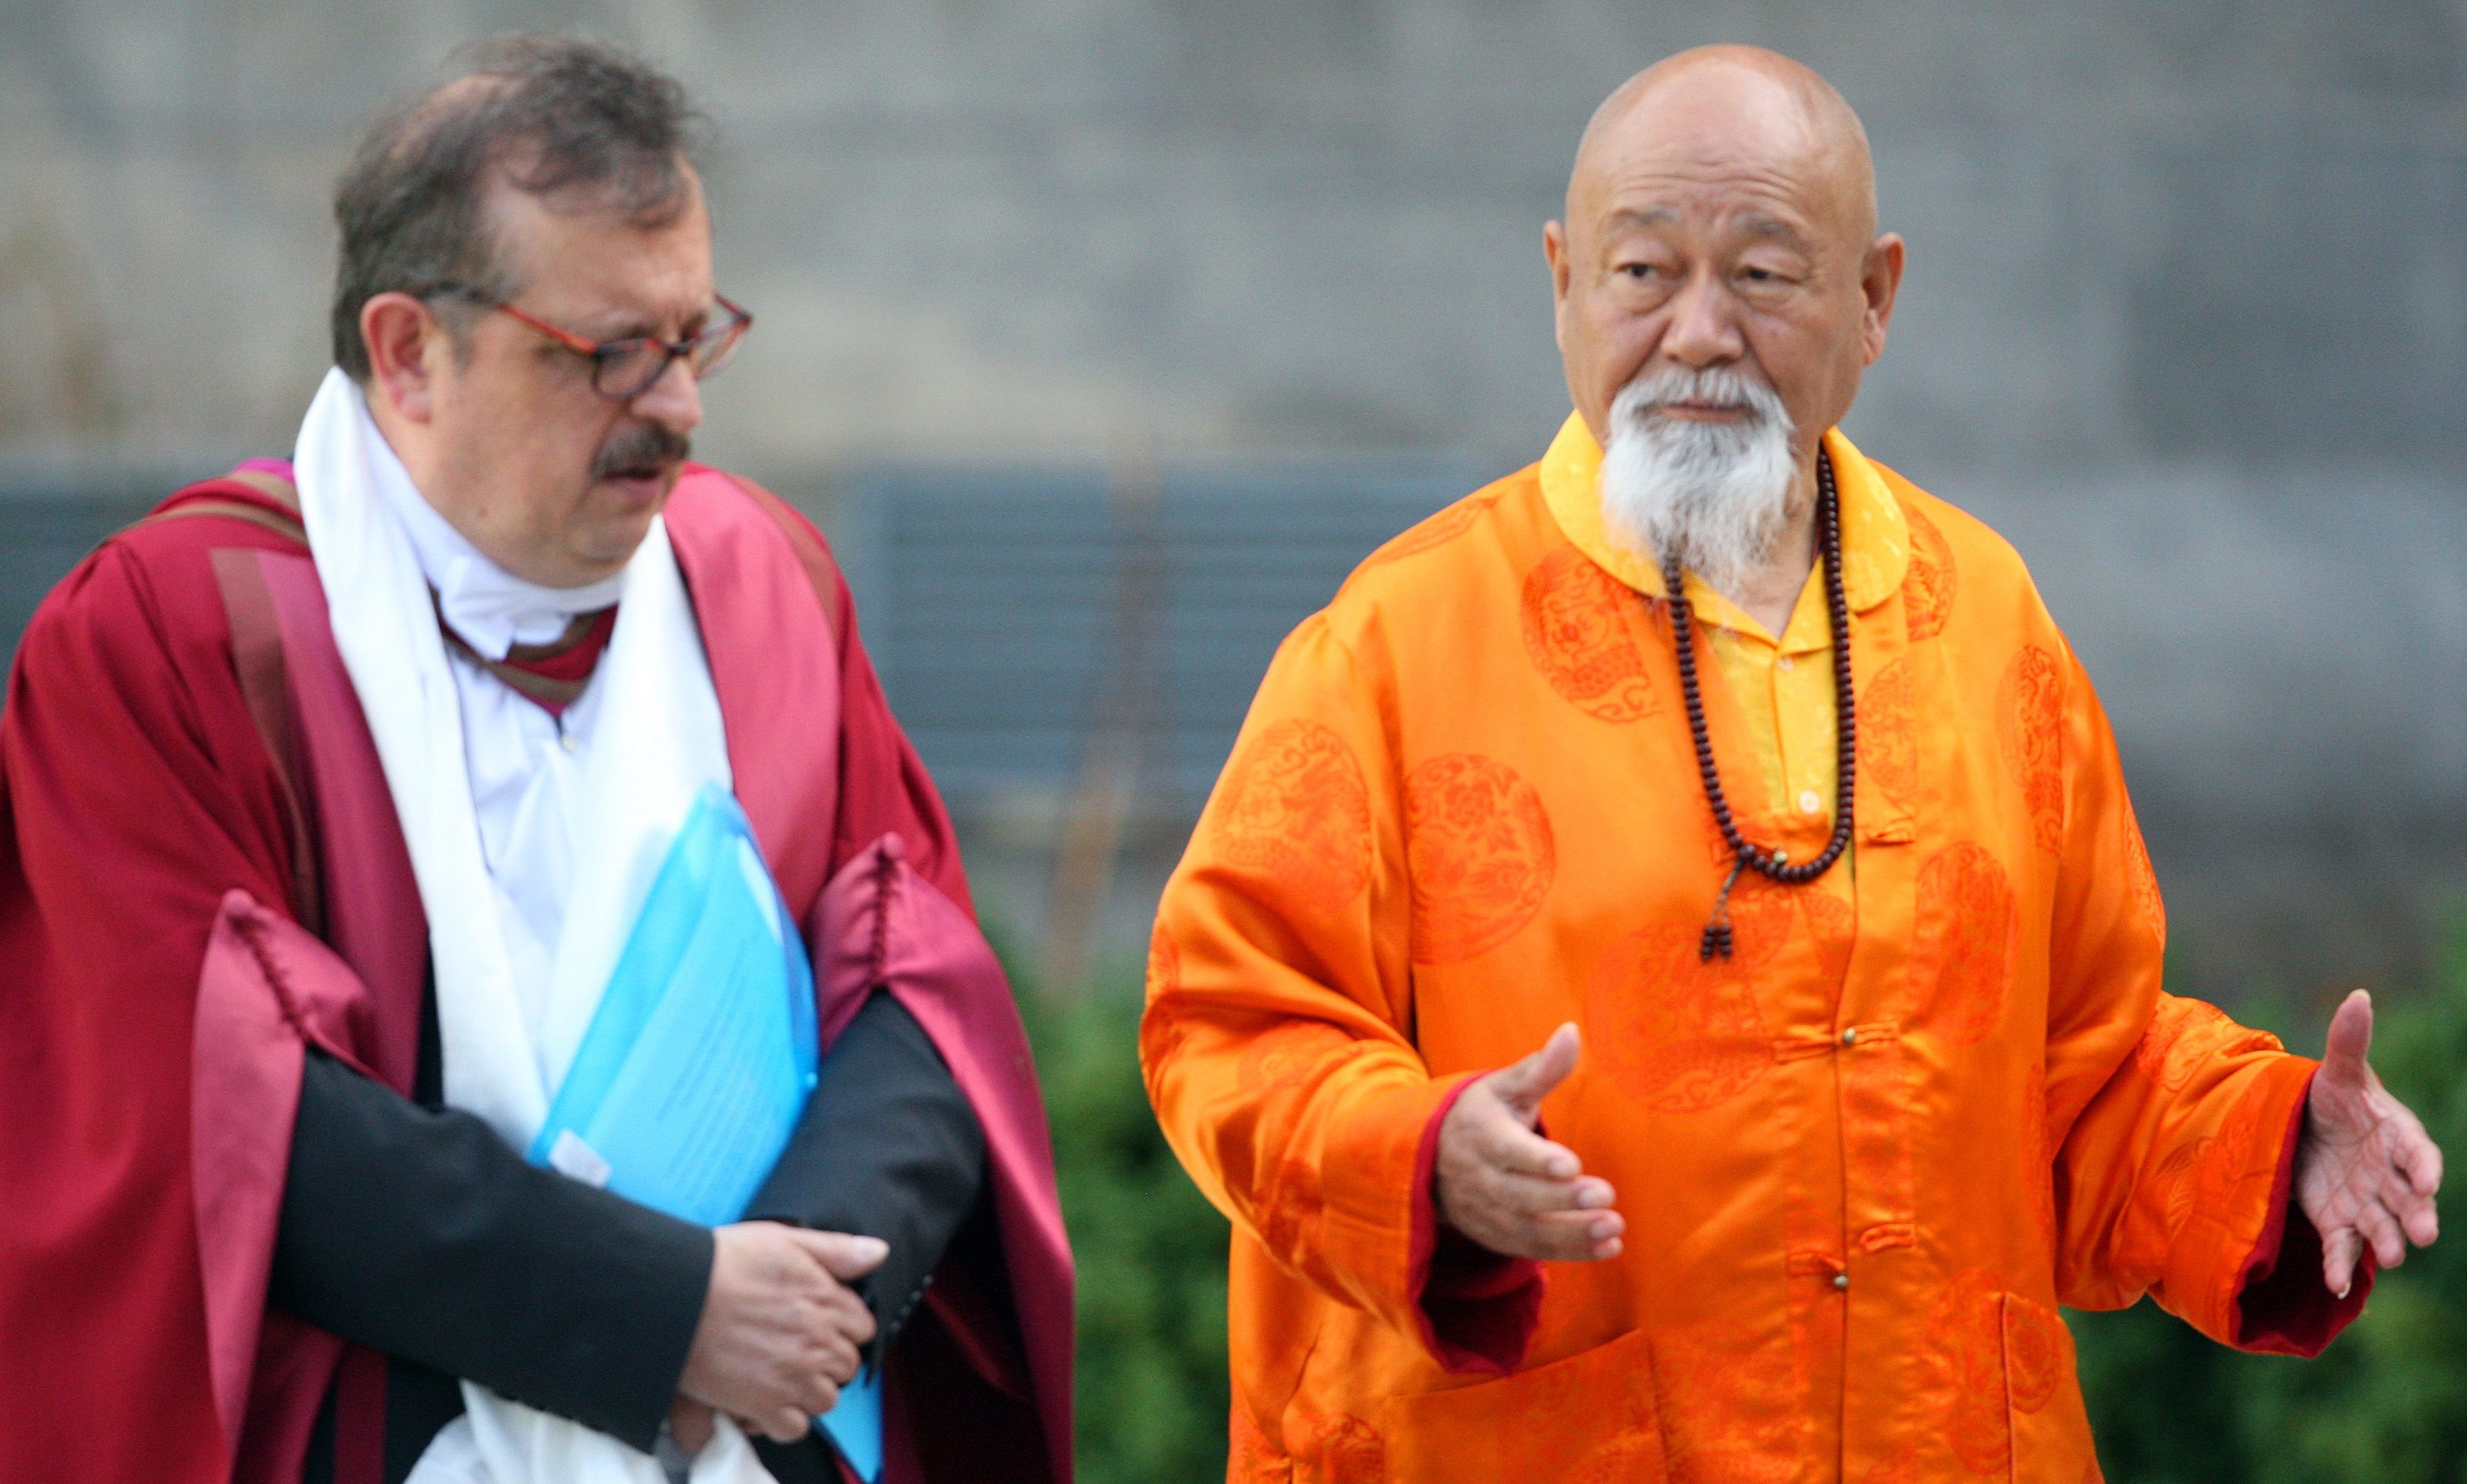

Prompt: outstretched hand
[1433,1023,1623,1262]
[2297,990,2442,1297]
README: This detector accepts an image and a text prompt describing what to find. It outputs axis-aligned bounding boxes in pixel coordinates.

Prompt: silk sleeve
[0,535,311,1479]
[2038,642,2363,1353]
[271,1051,712,1452]
[1144,611,1540,1374]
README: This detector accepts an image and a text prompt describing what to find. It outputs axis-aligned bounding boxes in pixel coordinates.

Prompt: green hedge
[1020,979,1231,1484]
[1020,932,2467,1484]
[2070,932,2467,1482]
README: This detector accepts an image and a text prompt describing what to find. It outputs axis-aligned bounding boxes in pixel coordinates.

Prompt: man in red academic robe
[0,36,1070,1484]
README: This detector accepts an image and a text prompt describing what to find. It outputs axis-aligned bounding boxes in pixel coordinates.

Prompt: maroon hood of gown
[0,463,1072,1484]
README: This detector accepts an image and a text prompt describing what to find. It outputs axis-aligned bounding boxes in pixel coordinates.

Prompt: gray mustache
[592,423,692,481]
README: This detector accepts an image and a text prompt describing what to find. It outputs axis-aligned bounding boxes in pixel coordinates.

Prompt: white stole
[293,368,774,1484]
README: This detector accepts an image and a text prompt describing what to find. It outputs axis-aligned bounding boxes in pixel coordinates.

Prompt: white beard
[1597,366,1799,592]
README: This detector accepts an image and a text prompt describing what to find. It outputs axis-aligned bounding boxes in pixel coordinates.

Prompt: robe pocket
[1374,1326,1665,1484]
[2003,1293,2097,1484]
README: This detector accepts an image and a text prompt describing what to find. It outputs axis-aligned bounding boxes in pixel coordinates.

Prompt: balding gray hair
[328,34,707,379]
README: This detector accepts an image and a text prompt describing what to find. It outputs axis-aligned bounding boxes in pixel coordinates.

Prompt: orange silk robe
[1143,415,2364,1484]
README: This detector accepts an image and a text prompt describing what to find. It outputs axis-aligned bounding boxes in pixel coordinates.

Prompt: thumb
[796,1230,890,1281]
[2321,989,2375,1088]
[1486,1022,1581,1122]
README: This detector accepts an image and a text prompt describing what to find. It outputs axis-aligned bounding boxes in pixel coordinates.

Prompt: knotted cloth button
[1840,1026,1859,1046]
[1831,1271,1850,1291]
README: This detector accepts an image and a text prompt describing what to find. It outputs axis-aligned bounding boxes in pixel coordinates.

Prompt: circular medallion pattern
[1239,1022,1360,1094]
[2189,1072,2278,1220]
[1996,646,2067,855]
[1146,919,1181,997]
[1926,1268,2010,1475]
[1861,658,1918,813]
[1586,914,1780,1113]
[2124,809,2166,948]
[1519,546,1658,723]
[1309,1413,1388,1484]
[1364,494,1494,567]
[1404,754,1557,963]
[1214,717,1374,907]
[1903,503,1957,641]
[2004,1293,2068,1414]
[1651,1316,1804,1484]
[2135,996,2280,1092]
[1917,842,2017,1046]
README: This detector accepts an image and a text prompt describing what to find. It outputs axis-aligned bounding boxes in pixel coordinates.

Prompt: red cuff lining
[1407,1074,1544,1375]
[2231,1068,2372,1357]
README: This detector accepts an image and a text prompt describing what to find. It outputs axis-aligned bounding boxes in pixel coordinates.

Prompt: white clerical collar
[358,398,627,661]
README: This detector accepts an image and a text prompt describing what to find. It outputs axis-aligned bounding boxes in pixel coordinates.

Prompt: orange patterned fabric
[1145,414,2356,1483]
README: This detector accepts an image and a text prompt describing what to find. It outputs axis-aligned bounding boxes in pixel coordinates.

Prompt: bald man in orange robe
[1141,46,2442,1484]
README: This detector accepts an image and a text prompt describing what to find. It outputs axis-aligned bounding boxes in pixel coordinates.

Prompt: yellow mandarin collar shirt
[1536,411,1909,825]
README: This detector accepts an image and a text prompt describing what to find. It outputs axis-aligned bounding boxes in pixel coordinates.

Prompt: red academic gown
[0,464,1074,1484]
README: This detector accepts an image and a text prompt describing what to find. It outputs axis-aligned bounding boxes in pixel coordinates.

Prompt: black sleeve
[745,990,987,1358]
[268,1050,712,1454]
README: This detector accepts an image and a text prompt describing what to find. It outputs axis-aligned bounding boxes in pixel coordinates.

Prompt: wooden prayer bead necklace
[1661,451,1858,963]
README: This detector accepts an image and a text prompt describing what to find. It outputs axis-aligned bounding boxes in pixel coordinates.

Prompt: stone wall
[5,0,2465,1002]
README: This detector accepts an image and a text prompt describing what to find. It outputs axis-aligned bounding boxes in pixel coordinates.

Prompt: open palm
[2295,989,2443,1296]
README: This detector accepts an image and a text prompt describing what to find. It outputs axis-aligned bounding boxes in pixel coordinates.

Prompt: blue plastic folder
[528,785,883,1481]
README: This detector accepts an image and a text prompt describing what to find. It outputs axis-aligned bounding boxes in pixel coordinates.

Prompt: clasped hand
[668,1222,885,1452]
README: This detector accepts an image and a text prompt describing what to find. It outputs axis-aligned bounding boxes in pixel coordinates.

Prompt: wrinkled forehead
[1570,65,1873,247]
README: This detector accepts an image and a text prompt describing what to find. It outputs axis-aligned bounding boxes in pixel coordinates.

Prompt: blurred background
[6,1,2467,1479]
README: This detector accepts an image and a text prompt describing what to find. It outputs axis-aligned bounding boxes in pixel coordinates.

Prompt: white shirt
[361,407,627,1034]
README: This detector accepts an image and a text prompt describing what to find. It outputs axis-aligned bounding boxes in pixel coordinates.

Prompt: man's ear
[1860,233,1906,366]
[1544,220,1574,355]
[361,292,444,423]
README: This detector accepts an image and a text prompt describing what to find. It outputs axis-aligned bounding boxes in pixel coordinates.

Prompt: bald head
[1544,45,1903,499]
[1573,47,1875,247]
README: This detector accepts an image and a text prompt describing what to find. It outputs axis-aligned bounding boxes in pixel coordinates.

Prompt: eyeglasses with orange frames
[441,291,754,401]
